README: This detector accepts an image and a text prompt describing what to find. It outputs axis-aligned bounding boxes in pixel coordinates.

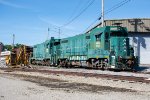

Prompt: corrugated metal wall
[104,18,150,33]
[129,34,150,64]
[90,18,150,64]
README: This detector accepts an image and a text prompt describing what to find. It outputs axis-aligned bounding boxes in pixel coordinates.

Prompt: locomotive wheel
[87,62,92,68]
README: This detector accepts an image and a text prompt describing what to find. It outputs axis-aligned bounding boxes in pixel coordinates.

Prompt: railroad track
[0,68,150,84]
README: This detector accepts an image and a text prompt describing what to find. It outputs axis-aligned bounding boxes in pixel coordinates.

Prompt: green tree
[15,43,23,48]
[4,45,12,51]
[4,44,23,51]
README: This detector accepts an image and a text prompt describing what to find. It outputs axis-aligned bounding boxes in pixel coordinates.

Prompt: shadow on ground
[135,65,150,72]
[3,73,135,93]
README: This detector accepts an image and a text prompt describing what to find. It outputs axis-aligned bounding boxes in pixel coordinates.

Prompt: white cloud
[0,0,27,9]
[38,16,61,27]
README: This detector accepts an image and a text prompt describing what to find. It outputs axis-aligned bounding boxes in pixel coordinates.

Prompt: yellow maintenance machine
[6,45,33,67]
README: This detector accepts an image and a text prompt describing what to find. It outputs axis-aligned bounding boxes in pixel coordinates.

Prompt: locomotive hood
[110,37,130,58]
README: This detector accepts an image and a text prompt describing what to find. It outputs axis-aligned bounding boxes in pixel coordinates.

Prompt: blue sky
[0,0,149,46]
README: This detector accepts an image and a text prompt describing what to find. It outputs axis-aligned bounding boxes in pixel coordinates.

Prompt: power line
[61,0,131,35]
[61,0,96,28]
[47,0,96,38]
[82,18,99,34]
[47,23,78,39]
[99,0,131,20]
[105,0,131,15]
[66,0,83,22]
[84,0,131,33]
[105,0,130,13]
[50,0,131,38]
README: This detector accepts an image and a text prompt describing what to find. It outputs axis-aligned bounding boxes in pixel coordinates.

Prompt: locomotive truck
[30,26,138,70]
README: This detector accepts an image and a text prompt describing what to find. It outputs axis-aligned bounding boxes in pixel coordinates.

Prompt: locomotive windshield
[110,31,128,37]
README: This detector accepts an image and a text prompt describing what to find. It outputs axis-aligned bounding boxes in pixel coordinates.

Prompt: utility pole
[101,0,104,27]
[47,27,50,40]
[12,34,15,49]
[58,28,61,39]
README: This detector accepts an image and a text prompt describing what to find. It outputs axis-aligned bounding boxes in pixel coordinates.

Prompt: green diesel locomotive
[30,26,138,70]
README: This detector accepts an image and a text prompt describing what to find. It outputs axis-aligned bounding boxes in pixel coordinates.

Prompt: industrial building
[94,18,150,65]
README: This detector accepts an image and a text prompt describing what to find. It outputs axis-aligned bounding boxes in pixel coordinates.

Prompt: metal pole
[47,28,50,40]
[59,28,60,39]
[0,43,1,60]
[12,34,15,49]
[101,0,104,27]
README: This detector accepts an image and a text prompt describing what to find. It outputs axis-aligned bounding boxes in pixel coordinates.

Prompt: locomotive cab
[109,26,137,70]
[81,26,138,70]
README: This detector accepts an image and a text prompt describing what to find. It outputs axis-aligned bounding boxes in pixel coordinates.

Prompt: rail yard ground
[0,65,150,100]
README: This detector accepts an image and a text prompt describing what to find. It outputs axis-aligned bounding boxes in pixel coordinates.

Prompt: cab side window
[95,33,102,48]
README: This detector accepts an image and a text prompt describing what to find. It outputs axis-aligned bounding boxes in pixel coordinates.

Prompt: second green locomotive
[30,26,138,70]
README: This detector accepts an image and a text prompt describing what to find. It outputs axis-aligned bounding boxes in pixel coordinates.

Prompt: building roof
[87,18,150,34]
